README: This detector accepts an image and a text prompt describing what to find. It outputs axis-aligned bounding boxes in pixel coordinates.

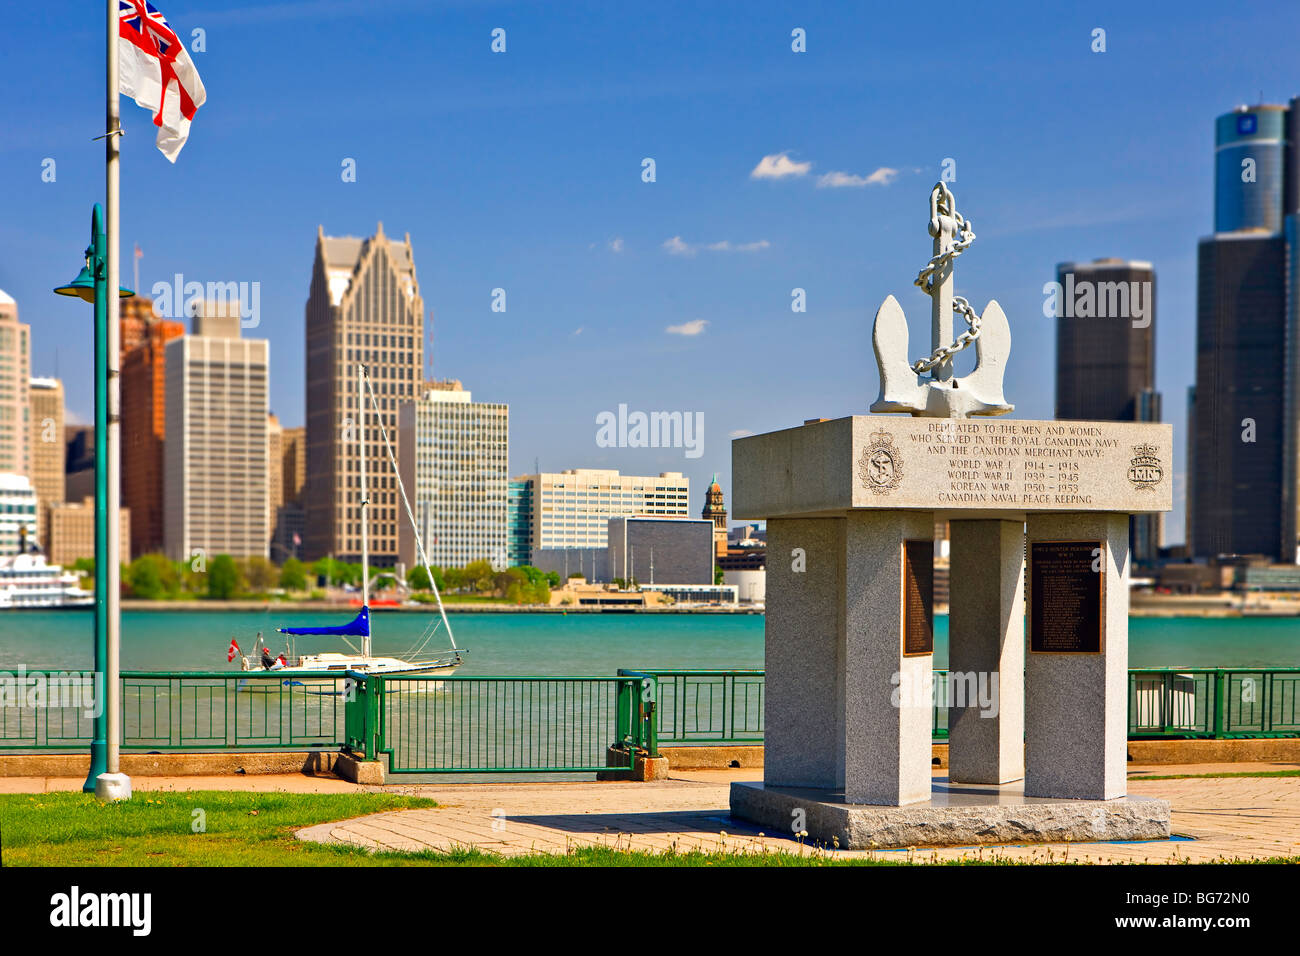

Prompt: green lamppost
[54,203,132,793]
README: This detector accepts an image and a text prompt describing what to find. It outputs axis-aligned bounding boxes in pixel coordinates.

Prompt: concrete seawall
[5,738,1297,779]
[114,600,760,614]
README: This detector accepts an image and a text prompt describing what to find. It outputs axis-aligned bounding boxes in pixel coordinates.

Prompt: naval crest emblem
[860,430,904,494]
[1127,443,1163,490]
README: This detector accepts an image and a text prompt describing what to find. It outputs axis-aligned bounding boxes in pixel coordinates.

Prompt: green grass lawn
[0,791,441,867]
[2,791,1296,867]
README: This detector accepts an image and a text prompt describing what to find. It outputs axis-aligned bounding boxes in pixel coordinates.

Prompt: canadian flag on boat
[227,638,240,663]
[118,0,207,162]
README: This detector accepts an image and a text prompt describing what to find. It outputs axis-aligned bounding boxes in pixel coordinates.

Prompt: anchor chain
[910,184,980,375]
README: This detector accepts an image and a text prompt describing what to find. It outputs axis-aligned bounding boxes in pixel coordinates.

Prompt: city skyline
[6,3,1300,545]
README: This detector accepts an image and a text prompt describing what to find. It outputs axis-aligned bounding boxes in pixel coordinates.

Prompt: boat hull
[241,652,462,679]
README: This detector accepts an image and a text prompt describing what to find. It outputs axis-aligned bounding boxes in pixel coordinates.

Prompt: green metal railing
[631,667,1300,744]
[934,670,950,740]
[374,675,650,774]
[7,666,1299,767]
[0,670,349,752]
[621,669,763,744]
[1128,668,1300,737]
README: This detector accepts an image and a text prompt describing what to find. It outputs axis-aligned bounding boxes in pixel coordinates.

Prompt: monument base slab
[729,780,1170,850]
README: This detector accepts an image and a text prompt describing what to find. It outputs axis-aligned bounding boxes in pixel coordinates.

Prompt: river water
[2,609,1298,673]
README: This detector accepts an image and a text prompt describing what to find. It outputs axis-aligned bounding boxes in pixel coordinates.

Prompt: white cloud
[750,152,812,180]
[572,327,584,336]
[666,319,709,336]
[706,240,770,252]
[608,237,624,253]
[728,428,755,438]
[817,167,899,188]
[668,237,770,255]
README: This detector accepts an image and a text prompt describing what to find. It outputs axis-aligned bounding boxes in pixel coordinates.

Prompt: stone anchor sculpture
[870,183,1013,418]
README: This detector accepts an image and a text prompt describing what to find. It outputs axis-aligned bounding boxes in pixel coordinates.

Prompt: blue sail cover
[278,605,370,637]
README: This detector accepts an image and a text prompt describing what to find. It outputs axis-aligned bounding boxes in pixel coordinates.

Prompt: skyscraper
[397,382,509,571]
[64,424,95,503]
[27,377,65,550]
[1194,233,1287,558]
[120,295,163,354]
[48,497,131,568]
[271,425,306,562]
[267,412,283,555]
[0,473,37,556]
[120,298,184,557]
[1053,259,1162,562]
[164,302,270,561]
[304,224,424,565]
[0,290,31,479]
[507,478,533,567]
[281,426,305,505]
[1054,260,1158,421]
[1216,104,1288,234]
[515,469,691,554]
[1191,101,1299,560]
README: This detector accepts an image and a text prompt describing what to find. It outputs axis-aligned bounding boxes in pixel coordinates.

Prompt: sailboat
[231,363,464,677]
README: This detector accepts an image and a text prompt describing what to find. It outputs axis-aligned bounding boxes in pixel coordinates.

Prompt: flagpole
[97,0,130,802]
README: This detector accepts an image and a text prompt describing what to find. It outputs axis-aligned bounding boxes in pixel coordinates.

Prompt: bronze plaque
[902,539,934,657]
[1030,540,1103,654]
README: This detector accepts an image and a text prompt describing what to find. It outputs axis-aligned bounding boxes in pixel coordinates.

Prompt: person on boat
[261,646,275,670]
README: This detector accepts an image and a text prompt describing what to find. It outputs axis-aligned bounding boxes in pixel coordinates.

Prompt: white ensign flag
[117,1,206,162]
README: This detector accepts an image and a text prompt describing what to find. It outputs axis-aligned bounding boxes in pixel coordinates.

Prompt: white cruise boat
[0,554,95,609]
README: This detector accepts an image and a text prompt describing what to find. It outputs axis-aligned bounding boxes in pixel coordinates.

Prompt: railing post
[282,674,292,747]
[642,676,658,757]
[1263,671,1273,734]
[614,671,657,758]
[367,675,383,761]
[1170,671,1180,738]
[1212,669,1224,738]
[344,671,377,758]
[615,674,632,748]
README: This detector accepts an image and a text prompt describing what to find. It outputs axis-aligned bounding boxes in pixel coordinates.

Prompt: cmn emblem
[1127,443,1163,490]
[860,430,903,494]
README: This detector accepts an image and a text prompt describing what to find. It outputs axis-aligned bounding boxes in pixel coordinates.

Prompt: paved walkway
[5,763,1296,863]
[294,762,1300,863]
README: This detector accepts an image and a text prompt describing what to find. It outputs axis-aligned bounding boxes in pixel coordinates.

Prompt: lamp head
[53,261,97,303]
[53,253,134,302]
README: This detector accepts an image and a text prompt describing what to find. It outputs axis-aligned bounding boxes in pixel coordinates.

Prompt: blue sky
[2,0,1297,544]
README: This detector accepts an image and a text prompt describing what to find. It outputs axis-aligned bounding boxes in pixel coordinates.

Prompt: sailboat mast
[360,370,458,653]
[358,363,371,658]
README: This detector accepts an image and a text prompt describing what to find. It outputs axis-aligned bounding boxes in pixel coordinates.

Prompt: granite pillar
[843,511,933,805]
[1024,512,1130,800]
[947,519,1025,784]
[762,517,845,790]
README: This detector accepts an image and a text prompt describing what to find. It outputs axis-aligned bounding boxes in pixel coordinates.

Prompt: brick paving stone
[297,769,1300,864]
